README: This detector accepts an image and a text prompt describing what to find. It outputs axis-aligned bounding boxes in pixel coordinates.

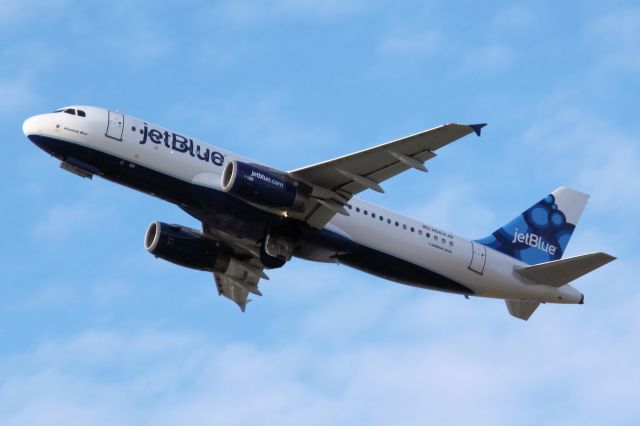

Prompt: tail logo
[476,193,576,264]
[511,229,557,256]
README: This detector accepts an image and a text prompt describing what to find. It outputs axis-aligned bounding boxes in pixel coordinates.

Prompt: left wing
[214,270,263,312]
[289,123,485,228]
[202,222,268,312]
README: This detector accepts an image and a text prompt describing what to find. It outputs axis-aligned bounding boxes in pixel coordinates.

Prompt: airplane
[22,105,615,320]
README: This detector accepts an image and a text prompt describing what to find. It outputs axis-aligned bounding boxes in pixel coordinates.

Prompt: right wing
[289,123,486,228]
[199,123,487,308]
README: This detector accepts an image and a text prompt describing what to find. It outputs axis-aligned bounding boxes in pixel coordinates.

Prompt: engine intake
[145,221,226,272]
[144,222,268,282]
[221,161,308,211]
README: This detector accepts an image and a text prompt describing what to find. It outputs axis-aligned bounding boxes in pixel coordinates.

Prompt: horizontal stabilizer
[516,252,616,287]
[505,300,540,321]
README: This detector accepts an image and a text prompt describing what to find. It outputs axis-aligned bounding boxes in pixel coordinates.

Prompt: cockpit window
[52,107,85,116]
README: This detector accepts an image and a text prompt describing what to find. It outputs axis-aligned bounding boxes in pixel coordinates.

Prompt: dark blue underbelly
[27,135,473,295]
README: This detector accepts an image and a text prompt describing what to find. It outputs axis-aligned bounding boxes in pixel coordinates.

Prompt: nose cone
[22,115,41,137]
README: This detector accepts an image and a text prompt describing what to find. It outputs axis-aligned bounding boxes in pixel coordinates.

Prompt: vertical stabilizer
[476,187,589,264]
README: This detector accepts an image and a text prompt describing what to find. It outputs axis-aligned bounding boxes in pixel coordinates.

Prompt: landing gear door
[469,241,487,275]
[106,110,124,141]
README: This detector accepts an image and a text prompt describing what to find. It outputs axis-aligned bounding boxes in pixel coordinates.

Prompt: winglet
[468,123,487,137]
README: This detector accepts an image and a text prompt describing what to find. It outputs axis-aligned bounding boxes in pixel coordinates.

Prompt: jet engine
[221,160,310,211]
[144,222,265,281]
[144,221,227,271]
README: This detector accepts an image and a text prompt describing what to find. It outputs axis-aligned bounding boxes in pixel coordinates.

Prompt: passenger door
[105,110,124,141]
[469,241,487,274]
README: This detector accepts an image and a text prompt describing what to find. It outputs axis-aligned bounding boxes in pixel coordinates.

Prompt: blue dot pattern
[475,194,575,264]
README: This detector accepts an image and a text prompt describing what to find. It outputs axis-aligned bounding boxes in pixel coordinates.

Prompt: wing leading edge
[289,123,486,228]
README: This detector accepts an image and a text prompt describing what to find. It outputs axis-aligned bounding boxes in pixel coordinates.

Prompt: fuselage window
[64,108,76,115]
[347,204,352,209]
[356,207,360,213]
[426,233,430,238]
[418,230,423,235]
[364,210,368,216]
[433,235,438,241]
[441,238,445,243]
[395,221,399,227]
[410,227,415,232]
[371,212,376,218]
[402,224,407,230]
[379,216,383,221]
[387,219,391,224]
[77,110,86,117]
[449,241,454,247]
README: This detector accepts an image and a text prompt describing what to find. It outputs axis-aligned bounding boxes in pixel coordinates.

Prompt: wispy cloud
[377,30,440,57]
[521,105,640,218]
[164,91,341,168]
[463,43,517,72]
[491,3,539,31]
[0,42,55,115]
[588,6,640,72]
[0,0,74,28]
[214,0,366,25]
[409,182,497,238]
[32,200,114,241]
[0,77,41,114]
[2,289,639,426]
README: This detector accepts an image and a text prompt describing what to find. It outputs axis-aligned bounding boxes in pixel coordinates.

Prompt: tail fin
[476,187,589,264]
[505,300,540,321]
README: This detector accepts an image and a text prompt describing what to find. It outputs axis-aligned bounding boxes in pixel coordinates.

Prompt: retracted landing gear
[260,233,294,269]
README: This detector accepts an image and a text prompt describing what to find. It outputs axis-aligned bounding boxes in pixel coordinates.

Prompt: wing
[289,123,486,228]
[214,271,262,312]
[202,223,268,312]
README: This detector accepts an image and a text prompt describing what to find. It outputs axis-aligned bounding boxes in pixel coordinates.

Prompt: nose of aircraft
[22,115,40,137]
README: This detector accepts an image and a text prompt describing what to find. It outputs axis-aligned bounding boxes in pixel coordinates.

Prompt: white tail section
[551,187,589,226]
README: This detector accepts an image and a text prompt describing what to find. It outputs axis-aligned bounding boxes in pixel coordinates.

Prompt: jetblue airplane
[23,106,615,320]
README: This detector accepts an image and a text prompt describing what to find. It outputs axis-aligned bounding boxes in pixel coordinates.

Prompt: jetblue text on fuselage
[138,124,224,167]
[511,229,557,255]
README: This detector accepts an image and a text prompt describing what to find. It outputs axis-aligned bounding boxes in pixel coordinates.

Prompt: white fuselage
[22,106,583,305]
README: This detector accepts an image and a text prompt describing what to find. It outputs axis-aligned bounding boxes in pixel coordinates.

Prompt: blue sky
[2,0,639,424]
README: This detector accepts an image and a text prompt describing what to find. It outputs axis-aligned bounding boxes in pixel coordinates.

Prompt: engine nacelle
[221,161,308,211]
[144,221,227,272]
[144,222,268,282]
